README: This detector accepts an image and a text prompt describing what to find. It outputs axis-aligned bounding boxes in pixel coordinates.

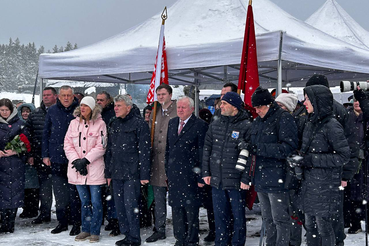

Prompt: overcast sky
[1,0,368,51]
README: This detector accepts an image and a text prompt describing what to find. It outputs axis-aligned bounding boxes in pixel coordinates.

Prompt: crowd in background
[0,74,368,246]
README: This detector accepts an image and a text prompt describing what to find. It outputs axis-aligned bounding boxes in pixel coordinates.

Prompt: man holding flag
[146,7,176,243]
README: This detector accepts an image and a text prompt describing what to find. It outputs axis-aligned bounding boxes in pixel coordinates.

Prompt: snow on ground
[0,203,367,246]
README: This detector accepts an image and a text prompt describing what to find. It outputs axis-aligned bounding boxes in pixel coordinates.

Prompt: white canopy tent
[39,0,369,92]
[306,0,369,50]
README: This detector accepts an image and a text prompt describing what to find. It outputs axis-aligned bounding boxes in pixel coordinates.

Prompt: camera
[340,81,369,92]
[287,154,304,180]
[235,149,249,171]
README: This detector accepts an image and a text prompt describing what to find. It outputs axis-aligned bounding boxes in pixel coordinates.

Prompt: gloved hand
[72,158,90,176]
[238,140,249,151]
[354,89,367,102]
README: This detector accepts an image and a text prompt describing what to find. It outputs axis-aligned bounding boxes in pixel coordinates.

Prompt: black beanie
[251,86,274,107]
[222,92,243,110]
[306,74,329,88]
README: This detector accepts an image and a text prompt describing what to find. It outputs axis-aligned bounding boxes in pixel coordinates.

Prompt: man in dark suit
[165,96,208,246]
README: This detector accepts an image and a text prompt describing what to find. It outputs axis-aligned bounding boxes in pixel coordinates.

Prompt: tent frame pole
[277,31,284,97]
[194,71,200,117]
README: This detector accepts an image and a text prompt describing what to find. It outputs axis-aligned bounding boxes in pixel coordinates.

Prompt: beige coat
[149,101,177,187]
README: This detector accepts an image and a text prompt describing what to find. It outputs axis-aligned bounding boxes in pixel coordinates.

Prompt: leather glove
[354,89,367,102]
[72,158,90,176]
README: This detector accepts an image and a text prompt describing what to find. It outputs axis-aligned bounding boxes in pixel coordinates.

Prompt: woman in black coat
[0,98,29,233]
[300,85,350,246]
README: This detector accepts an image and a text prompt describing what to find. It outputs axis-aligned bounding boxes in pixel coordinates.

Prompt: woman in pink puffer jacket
[64,96,107,243]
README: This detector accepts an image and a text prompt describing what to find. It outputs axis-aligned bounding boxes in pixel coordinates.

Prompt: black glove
[354,89,367,102]
[72,158,90,176]
[238,140,249,151]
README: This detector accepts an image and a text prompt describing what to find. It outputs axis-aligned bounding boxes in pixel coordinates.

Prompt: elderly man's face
[177,98,194,121]
[114,101,131,118]
[58,88,74,108]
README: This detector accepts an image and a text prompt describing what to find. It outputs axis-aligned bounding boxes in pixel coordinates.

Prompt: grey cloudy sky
[1,0,368,50]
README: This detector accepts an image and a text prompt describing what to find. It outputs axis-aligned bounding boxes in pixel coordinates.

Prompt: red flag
[238,1,259,209]
[146,24,169,104]
[238,2,259,107]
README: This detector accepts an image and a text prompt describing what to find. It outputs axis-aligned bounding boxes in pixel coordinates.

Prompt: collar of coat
[73,105,102,121]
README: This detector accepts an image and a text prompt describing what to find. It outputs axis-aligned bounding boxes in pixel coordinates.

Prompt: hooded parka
[301,85,350,217]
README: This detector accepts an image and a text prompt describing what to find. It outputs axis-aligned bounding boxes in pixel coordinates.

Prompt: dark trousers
[332,190,345,245]
[52,174,81,226]
[102,184,117,221]
[113,179,141,244]
[0,208,17,232]
[305,214,335,246]
[23,188,39,216]
[289,189,303,246]
[36,161,52,219]
[212,186,246,246]
[201,185,215,233]
[152,185,167,233]
[258,191,291,246]
[172,206,199,245]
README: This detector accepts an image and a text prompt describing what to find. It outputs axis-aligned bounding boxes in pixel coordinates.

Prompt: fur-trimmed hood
[73,105,102,121]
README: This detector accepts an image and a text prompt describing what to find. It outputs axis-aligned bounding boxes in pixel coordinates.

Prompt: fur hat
[275,93,298,112]
[251,87,274,107]
[306,74,329,88]
[222,92,243,110]
[80,96,96,110]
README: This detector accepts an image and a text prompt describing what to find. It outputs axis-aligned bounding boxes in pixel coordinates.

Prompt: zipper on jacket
[79,132,81,147]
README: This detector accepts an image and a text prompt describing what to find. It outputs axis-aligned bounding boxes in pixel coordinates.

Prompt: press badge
[231,131,240,139]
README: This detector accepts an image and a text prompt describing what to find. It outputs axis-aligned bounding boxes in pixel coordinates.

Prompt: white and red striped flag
[146,23,168,104]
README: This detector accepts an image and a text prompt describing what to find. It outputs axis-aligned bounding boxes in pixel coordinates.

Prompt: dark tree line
[0,38,77,92]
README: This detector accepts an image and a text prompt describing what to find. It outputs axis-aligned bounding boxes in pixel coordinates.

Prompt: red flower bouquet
[5,133,31,155]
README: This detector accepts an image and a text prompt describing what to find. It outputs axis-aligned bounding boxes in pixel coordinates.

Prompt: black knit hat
[306,74,329,88]
[251,86,274,107]
[222,92,243,110]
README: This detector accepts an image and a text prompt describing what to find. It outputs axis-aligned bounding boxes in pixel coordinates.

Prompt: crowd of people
[0,75,368,246]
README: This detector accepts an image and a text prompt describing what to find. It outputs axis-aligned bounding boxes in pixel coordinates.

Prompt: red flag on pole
[146,19,169,104]
[238,0,259,108]
[238,0,259,210]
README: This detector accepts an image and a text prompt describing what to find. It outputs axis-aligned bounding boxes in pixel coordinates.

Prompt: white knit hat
[80,96,96,110]
[275,93,298,112]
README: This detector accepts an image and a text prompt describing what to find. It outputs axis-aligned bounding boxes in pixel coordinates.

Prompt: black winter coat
[165,115,208,207]
[26,101,47,160]
[245,102,298,193]
[105,110,151,181]
[202,110,251,190]
[294,99,359,181]
[42,98,79,174]
[0,111,29,209]
[301,85,350,217]
[101,102,115,126]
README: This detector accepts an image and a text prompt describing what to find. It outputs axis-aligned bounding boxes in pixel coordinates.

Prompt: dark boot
[1,209,17,233]
[109,219,121,236]
[105,218,118,231]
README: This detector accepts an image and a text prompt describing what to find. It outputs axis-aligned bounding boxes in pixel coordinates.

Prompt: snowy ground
[0,203,367,246]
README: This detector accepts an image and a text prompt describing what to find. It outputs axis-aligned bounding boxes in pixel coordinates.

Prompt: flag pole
[150,7,168,146]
